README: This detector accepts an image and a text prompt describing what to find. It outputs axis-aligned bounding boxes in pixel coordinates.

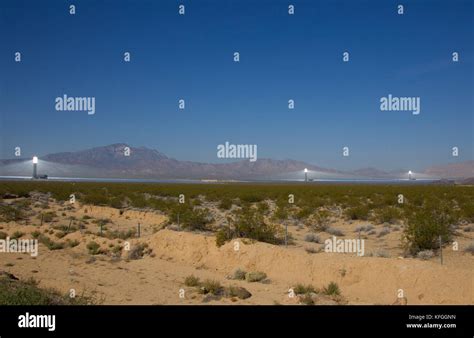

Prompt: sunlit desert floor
[0,195,473,305]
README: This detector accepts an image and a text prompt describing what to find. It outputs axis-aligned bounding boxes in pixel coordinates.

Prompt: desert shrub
[245,271,267,283]
[0,275,96,305]
[169,205,213,231]
[86,241,101,255]
[216,207,283,247]
[293,284,316,295]
[0,231,7,239]
[403,203,455,254]
[377,227,390,238]
[0,204,25,222]
[322,282,340,296]
[464,242,474,255]
[326,227,344,236]
[218,198,233,210]
[10,231,24,240]
[52,224,78,232]
[308,210,331,231]
[31,231,41,239]
[416,250,434,260]
[127,243,150,260]
[184,275,201,287]
[300,293,315,305]
[296,206,313,220]
[39,211,57,223]
[345,205,370,220]
[231,268,247,280]
[199,279,223,295]
[373,206,402,224]
[105,229,135,240]
[82,191,109,205]
[273,205,289,221]
[224,286,252,299]
[461,203,474,223]
[54,231,66,239]
[108,196,124,209]
[257,201,270,215]
[304,246,320,254]
[304,233,321,243]
[372,250,390,258]
[38,235,64,250]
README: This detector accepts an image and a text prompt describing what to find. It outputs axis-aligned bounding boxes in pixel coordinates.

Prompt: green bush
[0,204,25,222]
[403,203,456,254]
[293,284,316,295]
[86,241,101,255]
[199,279,223,295]
[127,243,149,260]
[373,206,402,224]
[323,281,340,296]
[216,207,283,247]
[38,235,64,250]
[184,275,201,287]
[10,231,24,240]
[169,205,213,231]
[218,198,233,210]
[0,275,95,305]
[345,205,370,220]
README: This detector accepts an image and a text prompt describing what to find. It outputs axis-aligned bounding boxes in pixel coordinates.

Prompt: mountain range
[1,143,473,180]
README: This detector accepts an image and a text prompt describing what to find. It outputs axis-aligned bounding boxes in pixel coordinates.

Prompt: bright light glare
[32,156,38,164]
[304,168,308,173]
[408,170,412,175]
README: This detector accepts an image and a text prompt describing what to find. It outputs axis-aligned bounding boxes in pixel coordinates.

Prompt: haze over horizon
[1,0,473,172]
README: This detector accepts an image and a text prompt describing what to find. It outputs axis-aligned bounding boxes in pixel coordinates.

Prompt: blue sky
[1,0,472,171]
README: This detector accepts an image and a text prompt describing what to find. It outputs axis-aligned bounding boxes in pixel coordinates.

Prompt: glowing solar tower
[408,170,413,180]
[304,168,308,182]
[32,156,38,179]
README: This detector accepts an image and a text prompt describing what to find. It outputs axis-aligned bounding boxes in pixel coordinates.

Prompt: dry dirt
[0,199,472,305]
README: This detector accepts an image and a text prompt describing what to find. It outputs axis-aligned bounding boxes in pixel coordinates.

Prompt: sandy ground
[0,198,472,305]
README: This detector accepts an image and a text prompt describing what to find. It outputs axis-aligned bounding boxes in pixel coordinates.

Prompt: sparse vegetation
[216,206,284,247]
[322,282,340,296]
[293,284,316,295]
[245,271,267,283]
[0,274,96,305]
[304,233,321,243]
[86,241,101,255]
[417,250,434,260]
[127,243,150,260]
[184,275,201,287]
[199,279,223,295]
[403,203,456,254]
[38,235,64,250]
[230,268,247,281]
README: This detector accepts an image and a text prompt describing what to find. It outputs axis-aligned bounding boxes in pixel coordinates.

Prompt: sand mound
[147,230,473,305]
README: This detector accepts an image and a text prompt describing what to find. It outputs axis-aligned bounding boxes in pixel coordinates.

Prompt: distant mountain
[1,144,472,180]
[2,144,337,180]
[422,161,474,179]
[351,167,391,178]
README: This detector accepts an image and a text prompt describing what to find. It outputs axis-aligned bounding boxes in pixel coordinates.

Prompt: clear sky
[1,0,472,171]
